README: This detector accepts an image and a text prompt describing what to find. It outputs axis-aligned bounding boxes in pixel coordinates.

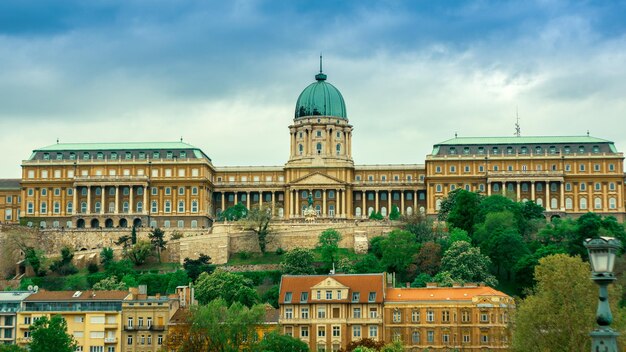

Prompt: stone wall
[23,221,398,266]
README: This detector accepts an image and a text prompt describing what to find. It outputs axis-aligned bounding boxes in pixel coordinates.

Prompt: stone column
[618,183,624,211]
[502,182,506,196]
[362,191,366,218]
[221,193,225,211]
[414,190,418,211]
[100,186,105,214]
[545,182,551,211]
[144,186,148,214]
[516,181,521,201]
[387,191,392,215]
[259,191,263,209]
[375,190,379,213]
[531,181,536,201]
[342,189,346,218]
[487,182,492,196]
[246,191,250,209]
[129,186,134,213]
[295,190,299,215]
[114,186,119,214]
[322,190,327,217]
[400,191,405,214]
[560,182,565,211]
[574,182,579,211]
[272,191,276,214]
[72,187,78,215]
[86,186,91,214]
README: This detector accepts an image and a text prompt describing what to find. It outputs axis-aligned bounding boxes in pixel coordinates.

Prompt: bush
[238,270,282,286]
[275,247,285,255]
[87,262,99,274]
[369,211,384,220]
[239,251,251,260]
[87,272,108,287]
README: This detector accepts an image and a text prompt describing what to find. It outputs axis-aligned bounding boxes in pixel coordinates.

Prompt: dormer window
[549,146,556,154]
[153,151,160,159]
[180,151,187,158]
[166,151,173,159]
[579,146,585,153]
[83,152,90,160]
[368,292,376,302]
[506,147,513,154]
[300,292,308,302]
[138,152,145,160]
[478,147,485,155]
[284,292,292,303]
[592,145,600,153]
[125,152,132,160]
[492,147,498,154]
[97,152,104,160]
[111,152,118,160]
[43,153,50,160]
[463,147,470,155]
[56,153,63,160]
[449,147,456,155]
[521,146,528,154]
[69,152,76,160]
[352,292,360,302]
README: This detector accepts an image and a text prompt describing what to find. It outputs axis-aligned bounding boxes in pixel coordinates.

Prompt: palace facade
[0,68,624,229]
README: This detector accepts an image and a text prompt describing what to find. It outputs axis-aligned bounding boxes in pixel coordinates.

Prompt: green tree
[242,206,272,253]
[219,203,248,221]
[280,248,316,275]
[369,211,383,220]
[93,276,127,290]
[105,259,134,279]
[345,338,385,351]
[482,228,529,279]
[183,254,215,282]
[380,341,404,352]
[512,254,625,351]
[28,315,77,352]
[179,299,265,352]
[0,345,27,352]
[353,254,381,274]
[388,206,400,220]
[255,331,309,352]
[148,228,167,263]
[513,245,566,292]
[379,230,419,282]
[439,241,497,286]
[402,213,439,243]
[99,247,114,268]
[261,285,279,308]
[24,247,46,276]
[125,241,152,266]
[115,234,132,250]
[369,236,385,258]
[49,246,78,275]
[444,189,483,234]
[131,226,137,244]
[195,269,259,307]
[317,229,342,269]
[411,273,433,288]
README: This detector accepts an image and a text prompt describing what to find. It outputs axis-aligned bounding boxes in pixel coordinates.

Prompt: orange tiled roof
[385,286,509,302]
[24,290,130,302]
[279,273,386,304]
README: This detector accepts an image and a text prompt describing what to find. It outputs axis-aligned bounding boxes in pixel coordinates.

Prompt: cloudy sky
[1,0,626,177]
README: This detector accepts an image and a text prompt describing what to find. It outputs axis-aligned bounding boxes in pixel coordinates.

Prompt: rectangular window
[427,310,434,322]
[333,326,341,337]
[352,326,360,338]
[301,308,309,319]
[285,308,293,319]
[353,308,361,318]
[369,325,378,338]
[368,292,376,302]
[427,331,434,343]
[317,307,326,319]
[326,290,332,300]
[318,327,325,337]
[301,326,309,337]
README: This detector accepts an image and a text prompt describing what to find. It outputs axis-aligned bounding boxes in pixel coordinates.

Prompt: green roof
[295,72,347,119]
[435,136,613,146]
[35,142,199,152]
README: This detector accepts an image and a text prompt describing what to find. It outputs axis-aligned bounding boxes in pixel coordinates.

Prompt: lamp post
[584,236,622,352]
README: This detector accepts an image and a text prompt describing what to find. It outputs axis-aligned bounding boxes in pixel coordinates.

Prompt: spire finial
[56,137,59,144]
[320,53,323,73]
[514,107,521,137]
[180,136,183,142]
[455,132,458,138]
[587,130,590,136]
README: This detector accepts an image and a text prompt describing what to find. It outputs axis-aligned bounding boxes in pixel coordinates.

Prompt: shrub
[87,262,99,274]
[275,247,285,255]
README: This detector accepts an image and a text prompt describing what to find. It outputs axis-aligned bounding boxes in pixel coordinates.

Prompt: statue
[303,191,317,222]
[307,193,313,207]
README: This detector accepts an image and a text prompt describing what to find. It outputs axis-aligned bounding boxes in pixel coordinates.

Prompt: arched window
[136,201,143,213]
[94,202,101,213]
[536,183,543,192]
[151,201,158,213]
[66,202,73,214]
[329,205,335,217]
[178,201,185,213]
[381,207,387,217]
[551,198,558,209]
[109,202,115,213]
[328,190,335,199]
[412,331,420,343]
[550,183,557,192]
[95,187,101,196]
[123,202,129,213]
[192,200,198,213]
[609,198,617,209]
[368,207,374,216]
[355,207,362,217]
[137,187,143,196]
[81,202,87,213]
[278,208,284,218]
[522,183,529,192]
[493,184,500,192]
[315,205,321,215]
[315,190,322,199]
[580,198,587,210]
[336,144,341,155]
[565,198,573,209]
[536,198,543,207]
[316,143,322,154]
[436,184,442,193]
[435,199,442,211]
[406,207,413,216]
[594,197,602,209]
[53,202,60,214]
[301,191,308,198]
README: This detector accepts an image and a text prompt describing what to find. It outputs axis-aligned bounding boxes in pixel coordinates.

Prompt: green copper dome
[295,72,347,119]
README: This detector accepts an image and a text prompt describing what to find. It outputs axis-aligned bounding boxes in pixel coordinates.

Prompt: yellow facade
[121,287,172,352]
[0,179,20,224]
[16,290,129,352]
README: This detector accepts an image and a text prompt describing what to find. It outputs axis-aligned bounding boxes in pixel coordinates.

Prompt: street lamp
[584,236,622,352]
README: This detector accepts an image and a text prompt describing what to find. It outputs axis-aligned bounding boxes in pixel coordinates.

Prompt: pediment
[291,172,344,186]
[311,277,348,290]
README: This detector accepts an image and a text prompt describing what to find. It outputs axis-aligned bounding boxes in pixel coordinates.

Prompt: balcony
[74,175,149,184]
[486,170,565,182]
[104,337,117,343]
[150,325,165,331]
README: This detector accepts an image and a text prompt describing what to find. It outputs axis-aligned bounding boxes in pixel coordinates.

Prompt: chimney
[139,285,148,295]
[426,282,438,288]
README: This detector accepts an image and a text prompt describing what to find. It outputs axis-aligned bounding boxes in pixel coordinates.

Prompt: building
[16,290,129,351]
[0,179,20,225]
[383,283,514,351]
[0,65,624,228]
[278,273,386,352]
[121,286,174,352]
[0,291,32,345]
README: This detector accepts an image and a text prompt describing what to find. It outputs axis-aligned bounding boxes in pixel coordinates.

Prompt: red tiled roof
[279,273,386,304]
[385,286,510,302]
[24,290,129,302]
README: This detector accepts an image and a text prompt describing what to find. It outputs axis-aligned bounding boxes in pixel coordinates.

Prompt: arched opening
[355,207,362,217]
[119,218,128,228]
[90,219,100,228]
[105,219,114,228]
[419,206,425,214]
[550,198,558,210]
[77,219,85,229]
[316,143,322,154]
[368,207,374,216]
[380,207,387,217]
[315,205,321,215]
[133,218,142,228]
[278,207,284,218]
[406,206,413,216]
[536,198,544,207]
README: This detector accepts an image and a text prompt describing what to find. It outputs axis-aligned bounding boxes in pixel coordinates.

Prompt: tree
[388,206,400,220]
[415,241,442,276]
[439,241,497,286]
[219,203,248,221]
[353,254,381,274]
[131,226,137,244]
[93,276,127,290]
[0,345,27,352]
[482,228,529,279]
[24,247,46,276]
[369,211,383,220]
[49,246,78,275]
[183,254,215,282]
[241,206,272,253]
[165,299,265,352]
[317,229,342,269]
[512,254,625,351]
[28,315,77,352]
[410,273,433,288]
[99,247,114,268]
[256,331,309,352]
[125,241,152,266]
[344,338,385,351]
[115,235,132,249]
[378,230,419,282]
[281,248,316,275]
[402,213,443,243]
[195,269,259,307]
[380,341,404,352]
[261,285,279,308]
[148,227,167,263]
[444,189,483,234]
[513,245,565,293]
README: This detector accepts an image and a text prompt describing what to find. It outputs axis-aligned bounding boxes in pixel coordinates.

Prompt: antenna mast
[514,107,521,137]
